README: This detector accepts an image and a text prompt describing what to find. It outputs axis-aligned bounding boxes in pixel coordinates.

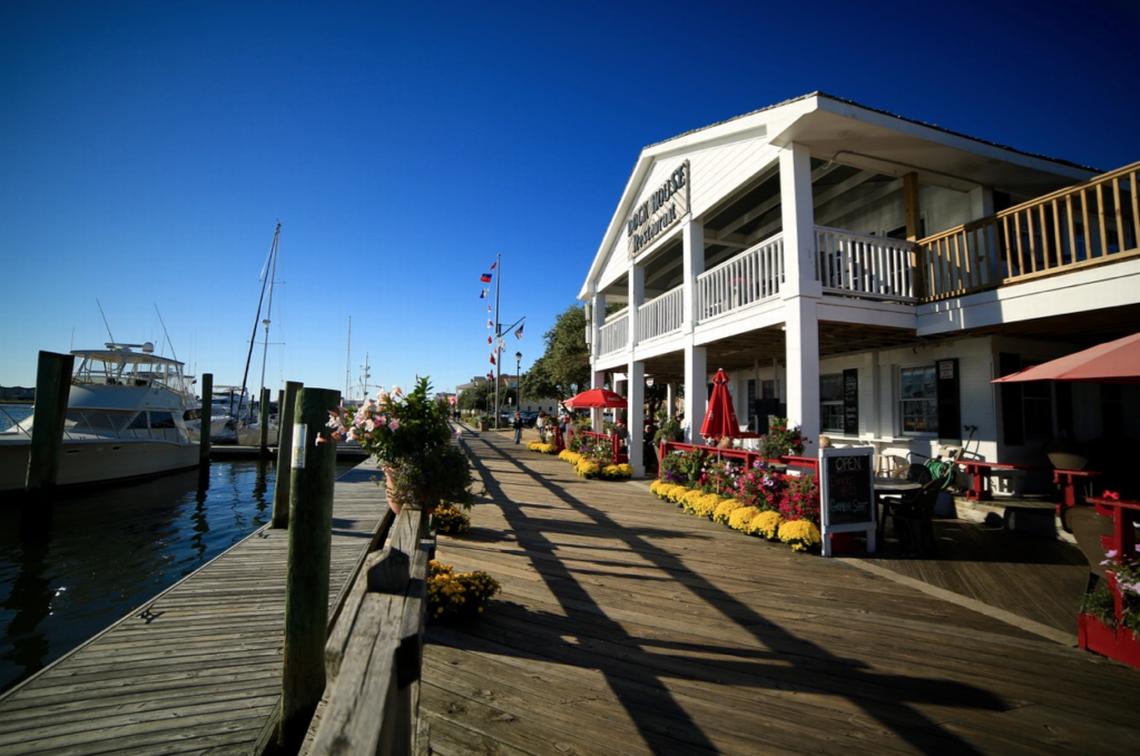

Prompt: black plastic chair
[879,465,945,557]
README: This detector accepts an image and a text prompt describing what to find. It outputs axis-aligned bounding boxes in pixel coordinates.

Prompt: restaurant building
[578,93,1140,488]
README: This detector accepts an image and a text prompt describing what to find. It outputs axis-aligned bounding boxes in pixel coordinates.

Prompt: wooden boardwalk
[422,427,1140,755]
[0,464,388,756]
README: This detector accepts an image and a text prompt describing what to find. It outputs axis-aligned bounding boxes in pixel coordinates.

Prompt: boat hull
[0,437,200,493]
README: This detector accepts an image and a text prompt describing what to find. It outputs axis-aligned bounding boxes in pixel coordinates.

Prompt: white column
[627,360,645,478]
[681,219,704,333]
[628,262,643,350]
[683,344,707,443]
[780,142,821,444]
[666,382,676,420]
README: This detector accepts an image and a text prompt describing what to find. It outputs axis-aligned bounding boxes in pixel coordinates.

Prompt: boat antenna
[154,304,178,362]
[96,299,115,343]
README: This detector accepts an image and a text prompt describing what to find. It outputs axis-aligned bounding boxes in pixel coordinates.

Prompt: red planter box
[1078,613,1140,669]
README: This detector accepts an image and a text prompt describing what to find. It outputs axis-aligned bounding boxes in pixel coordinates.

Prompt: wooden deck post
[25,351,74,493]
[272,380,302,529]
[279,386,341,751]
[259,386,272,454]
[198,373,213,467]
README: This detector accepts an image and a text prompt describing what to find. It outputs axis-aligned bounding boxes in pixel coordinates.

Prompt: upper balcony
[598,162,1140,357]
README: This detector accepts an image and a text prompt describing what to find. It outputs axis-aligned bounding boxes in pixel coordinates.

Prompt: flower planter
[1078,613,1140,669]
[829,532,858,555]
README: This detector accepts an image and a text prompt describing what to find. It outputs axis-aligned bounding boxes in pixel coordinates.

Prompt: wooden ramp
[422,427,1140,755]
[0,462,387,756]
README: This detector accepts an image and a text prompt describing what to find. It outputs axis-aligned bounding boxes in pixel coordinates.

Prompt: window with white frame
[820,373,844,433]
[900,366,937,433]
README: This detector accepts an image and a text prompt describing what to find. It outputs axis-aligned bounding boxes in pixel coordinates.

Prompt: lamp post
[515,351,522,410]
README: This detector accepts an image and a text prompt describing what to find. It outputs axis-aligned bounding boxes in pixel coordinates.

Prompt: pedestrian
[512,411,524,444]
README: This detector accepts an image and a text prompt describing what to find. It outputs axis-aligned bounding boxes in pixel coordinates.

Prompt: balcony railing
[637,287,683,342]
[599,311,629,356]
[696,234,785,321]
[919,161,1140,299]
[815,226,915,302]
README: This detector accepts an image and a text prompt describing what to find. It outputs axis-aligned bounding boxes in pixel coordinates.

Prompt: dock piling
[199,373,213,467]
[279,386,340,751]
[272,381,302,529]
[25,351,74,493]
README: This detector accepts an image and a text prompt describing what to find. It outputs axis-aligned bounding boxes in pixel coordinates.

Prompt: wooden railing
[309,507,433,755]
[577,429,627,464]
[696,233,784,321]
[659,440,819,487]
[815,226,915,301]
[919,161,1140,300]
[598,311,628,356]
[637,287,683,342]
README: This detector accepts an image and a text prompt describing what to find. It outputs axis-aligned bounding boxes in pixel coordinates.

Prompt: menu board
[843,368,858,436]
[819,446,875,553]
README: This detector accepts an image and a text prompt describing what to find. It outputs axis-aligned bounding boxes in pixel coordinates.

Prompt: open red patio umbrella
[991,331,1140,384]
[564,387,628,409]
[700,369,740,439]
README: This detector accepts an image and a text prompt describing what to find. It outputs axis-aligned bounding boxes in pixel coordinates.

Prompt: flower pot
[1078,613,1140,669]
[383,468,404,515]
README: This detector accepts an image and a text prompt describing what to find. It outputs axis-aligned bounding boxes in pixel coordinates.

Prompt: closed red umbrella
[564,387,628,409]
[700,369,740,439]
[991,331,1140,384]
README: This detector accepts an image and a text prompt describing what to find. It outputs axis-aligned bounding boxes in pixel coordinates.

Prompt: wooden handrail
[310,507,433,755]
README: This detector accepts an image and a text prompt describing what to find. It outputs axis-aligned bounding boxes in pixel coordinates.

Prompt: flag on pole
[480,272,492,283]
[479,288,488,299]
[489,353,496,365]
[490,261,497,270]
[498,338,505,352]
[487,336,492,345]
[514,323,525,339]
[487,319,493,328]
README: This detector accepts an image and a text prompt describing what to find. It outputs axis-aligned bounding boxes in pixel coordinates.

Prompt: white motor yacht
[0,342,200,492]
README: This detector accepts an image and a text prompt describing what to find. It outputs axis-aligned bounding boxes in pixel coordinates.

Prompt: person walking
[512,411,524,444]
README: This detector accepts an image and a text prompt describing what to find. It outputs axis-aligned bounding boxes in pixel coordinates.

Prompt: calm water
[0,402,350,696]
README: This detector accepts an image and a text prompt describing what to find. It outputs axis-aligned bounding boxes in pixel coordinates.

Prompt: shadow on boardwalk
[420,426,1140,756]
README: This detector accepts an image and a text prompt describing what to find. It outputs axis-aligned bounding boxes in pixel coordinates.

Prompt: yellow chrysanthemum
[750,510,785,540]
[778,519,821,552]
[728,506,761,531]
[713,498,744,524]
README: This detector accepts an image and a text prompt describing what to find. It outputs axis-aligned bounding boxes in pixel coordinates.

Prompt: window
[900,366,937,433]
[820,374,844,433]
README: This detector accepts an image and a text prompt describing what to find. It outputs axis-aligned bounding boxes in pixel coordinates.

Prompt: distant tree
[457,381,493,413]
[538,304,591,399]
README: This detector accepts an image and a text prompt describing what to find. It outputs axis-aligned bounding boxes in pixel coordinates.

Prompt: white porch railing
[599,312,629,356]
[696,234,785,321]
[815,226,915,301]
[637,287,683,342]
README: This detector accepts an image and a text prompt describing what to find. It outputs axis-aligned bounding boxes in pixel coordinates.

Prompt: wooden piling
[259,386,272,454]
[25,351,74,493]
[279,386,341,751]
[199,373,213,466]
[272,380,302,529]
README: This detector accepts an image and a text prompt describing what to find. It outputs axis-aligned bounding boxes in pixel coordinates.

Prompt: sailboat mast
[237,222,281,423]
[257,226,280,397]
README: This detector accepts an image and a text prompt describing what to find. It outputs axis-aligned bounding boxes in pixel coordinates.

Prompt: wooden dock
[421,427,1140,755]
[0,462,388,756]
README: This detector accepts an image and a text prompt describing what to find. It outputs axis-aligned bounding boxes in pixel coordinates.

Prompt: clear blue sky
[3,0,1137,398]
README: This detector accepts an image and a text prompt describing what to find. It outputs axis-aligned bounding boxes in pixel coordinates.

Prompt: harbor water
[0,402,354,696]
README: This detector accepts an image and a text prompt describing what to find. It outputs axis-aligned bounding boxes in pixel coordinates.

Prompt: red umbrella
[700,369,740,439]
[564,387,628,409]
[991,332,1140,384]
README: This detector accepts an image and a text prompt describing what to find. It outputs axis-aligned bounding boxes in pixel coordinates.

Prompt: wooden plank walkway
[422,427,1140,755]
[0,463,388,756]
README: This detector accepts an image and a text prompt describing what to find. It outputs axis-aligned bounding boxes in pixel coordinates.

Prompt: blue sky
[2,0,1137,398]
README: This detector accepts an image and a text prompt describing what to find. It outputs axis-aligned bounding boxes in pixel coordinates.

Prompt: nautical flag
[487,336,492,345]
[487,305,492,313]
[480,273,492,283]
[490,261,497,270]
[514,323,525,339]
[498,338,505,351]
[479,289,488,299]
[487,319,493,328]
[489,353,496,365]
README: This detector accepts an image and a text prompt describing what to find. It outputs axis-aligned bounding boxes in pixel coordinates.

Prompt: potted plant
[328,376,475,513]
[758,417,805,461]
[653,417,683,463]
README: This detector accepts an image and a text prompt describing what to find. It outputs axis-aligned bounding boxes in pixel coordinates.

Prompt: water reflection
[0,460,278,695]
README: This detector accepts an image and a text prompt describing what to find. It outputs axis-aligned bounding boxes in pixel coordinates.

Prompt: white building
[578,92,1140,490]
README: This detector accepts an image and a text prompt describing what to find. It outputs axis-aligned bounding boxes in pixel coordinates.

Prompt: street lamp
[515,351,522,409]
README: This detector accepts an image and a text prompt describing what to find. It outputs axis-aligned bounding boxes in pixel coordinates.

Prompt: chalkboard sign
[819,446,876,556]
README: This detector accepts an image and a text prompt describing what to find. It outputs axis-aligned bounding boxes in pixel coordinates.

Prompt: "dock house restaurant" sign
[627,160,689,259]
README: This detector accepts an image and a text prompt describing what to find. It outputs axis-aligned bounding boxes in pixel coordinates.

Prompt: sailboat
[235,223,281,446]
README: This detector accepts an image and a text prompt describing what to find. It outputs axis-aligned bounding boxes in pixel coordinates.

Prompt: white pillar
[683,344,707,443]
[629,262,643,349]
[666,382,676,420]
[627,360,645,477]
[682,219,704,333]
[780,142,821,444]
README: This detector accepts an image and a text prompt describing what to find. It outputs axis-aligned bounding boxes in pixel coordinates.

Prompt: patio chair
[1061,504,1113,595]
[879,464,946,557]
